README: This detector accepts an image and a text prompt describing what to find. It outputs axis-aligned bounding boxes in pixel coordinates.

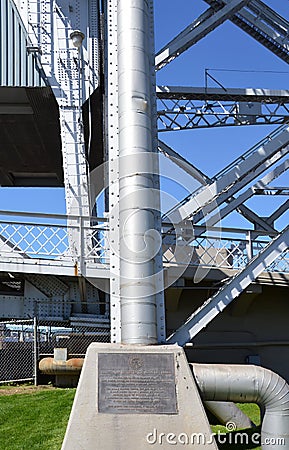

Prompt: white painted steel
[156,86,289,101]
[158,140,210,185]
[206,158,289,228]
[0,0,45,86]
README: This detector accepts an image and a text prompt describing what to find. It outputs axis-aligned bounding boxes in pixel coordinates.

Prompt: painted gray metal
[158,140,210,185]
[167,226,289,346]
[155,0,249,70]
[157,86,289,131]
[0,0,46,86]
[156,0,289,72]
[204,0,289,64]
[118,0,161,344]
[165,125,289,223]
[205,401,254,429]
[206,159,289,229]
[193,363,289,449]
[105,0,122,344]
[157,86,289,102]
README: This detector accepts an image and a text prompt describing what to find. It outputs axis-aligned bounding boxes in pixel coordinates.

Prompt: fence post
[33,317,39,386]
[246,230,253,261]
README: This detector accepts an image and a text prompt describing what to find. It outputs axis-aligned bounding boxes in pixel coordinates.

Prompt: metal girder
[0,257,110,278]
[164,125,289,224]
[155,0,289,73]
[190,147,289,225]
[203,0,289,64]
[167,226,289,346]
[104,0,121,344]
[161,152,289,245]
[236,205,276,233]
[268,200,289,224]
[0,0,46,86]
[157,86,289,103]
[205,159,289,229]
[158,140,210,185]
[16,0,101,266]
[155,0,249,71]
[254,187,289,196]
[157,86,289,131]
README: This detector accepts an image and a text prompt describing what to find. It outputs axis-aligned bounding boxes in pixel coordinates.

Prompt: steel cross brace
[155,0,289,73]
[155,0,250,70]
[167,226,289,345]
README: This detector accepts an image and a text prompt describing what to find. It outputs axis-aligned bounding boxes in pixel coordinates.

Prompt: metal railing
[0,210,109,263]
[162,226,289,274]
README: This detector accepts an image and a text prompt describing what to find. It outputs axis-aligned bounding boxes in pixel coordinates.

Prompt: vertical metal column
[105,0,122,344]
[147,2,166,343]
[118,0,162,344]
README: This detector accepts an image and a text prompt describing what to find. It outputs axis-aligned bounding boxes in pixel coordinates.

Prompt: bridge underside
[0,87,103,187]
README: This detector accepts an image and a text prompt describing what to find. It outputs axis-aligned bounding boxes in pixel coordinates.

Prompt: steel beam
[167,226,289,345]
[0,257,109,278]
[157,87,289,131]
[158,140,210,185]
[268,200,289,224]
[155,0,249,71]
[253,187,289,196]
[203,0,289,64]
[205,159,289,229]
[157,86,289,103]
[104,0,122,343]
[165,125,289,223]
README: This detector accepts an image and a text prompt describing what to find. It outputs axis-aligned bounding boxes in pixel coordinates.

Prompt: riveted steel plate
[98,353,177,414]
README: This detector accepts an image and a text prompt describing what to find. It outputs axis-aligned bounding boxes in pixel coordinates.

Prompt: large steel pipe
[118,0,160,344]
[192,364,289,450]
[205,400,254,429]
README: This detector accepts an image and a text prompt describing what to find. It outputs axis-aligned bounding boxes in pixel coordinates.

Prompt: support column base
[62,343,217,449]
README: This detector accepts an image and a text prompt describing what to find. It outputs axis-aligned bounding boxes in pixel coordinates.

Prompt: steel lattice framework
[0,0,288,344]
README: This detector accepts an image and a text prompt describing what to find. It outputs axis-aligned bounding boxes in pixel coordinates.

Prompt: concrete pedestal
[62,343,217,449]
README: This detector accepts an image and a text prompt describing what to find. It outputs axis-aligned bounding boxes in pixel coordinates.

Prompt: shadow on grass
[214,426,261,450]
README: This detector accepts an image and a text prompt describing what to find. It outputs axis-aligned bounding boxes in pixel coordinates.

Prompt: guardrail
[162,226,289,274]
[0,210,109,263]
[0,211,288,274]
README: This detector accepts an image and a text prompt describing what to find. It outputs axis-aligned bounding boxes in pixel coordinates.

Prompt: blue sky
[2,0,289,231]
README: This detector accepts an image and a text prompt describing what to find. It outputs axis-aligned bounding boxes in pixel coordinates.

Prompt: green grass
[0,388,76,450]
[0,387,261,450]
[211,403,261,450]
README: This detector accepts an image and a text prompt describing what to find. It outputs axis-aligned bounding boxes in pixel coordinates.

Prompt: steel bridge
[0,0,289,378]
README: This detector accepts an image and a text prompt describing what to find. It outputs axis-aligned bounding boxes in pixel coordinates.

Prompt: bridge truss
[0,0,288,347]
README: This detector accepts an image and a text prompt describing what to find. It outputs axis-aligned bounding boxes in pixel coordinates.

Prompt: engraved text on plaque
[98,353,177,414]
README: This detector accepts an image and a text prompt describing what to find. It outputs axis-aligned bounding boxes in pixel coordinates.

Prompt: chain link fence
[0,319,35,384]
[0,313,110,385]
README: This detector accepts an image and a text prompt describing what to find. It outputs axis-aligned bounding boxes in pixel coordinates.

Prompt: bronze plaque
[98,353,177,414]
